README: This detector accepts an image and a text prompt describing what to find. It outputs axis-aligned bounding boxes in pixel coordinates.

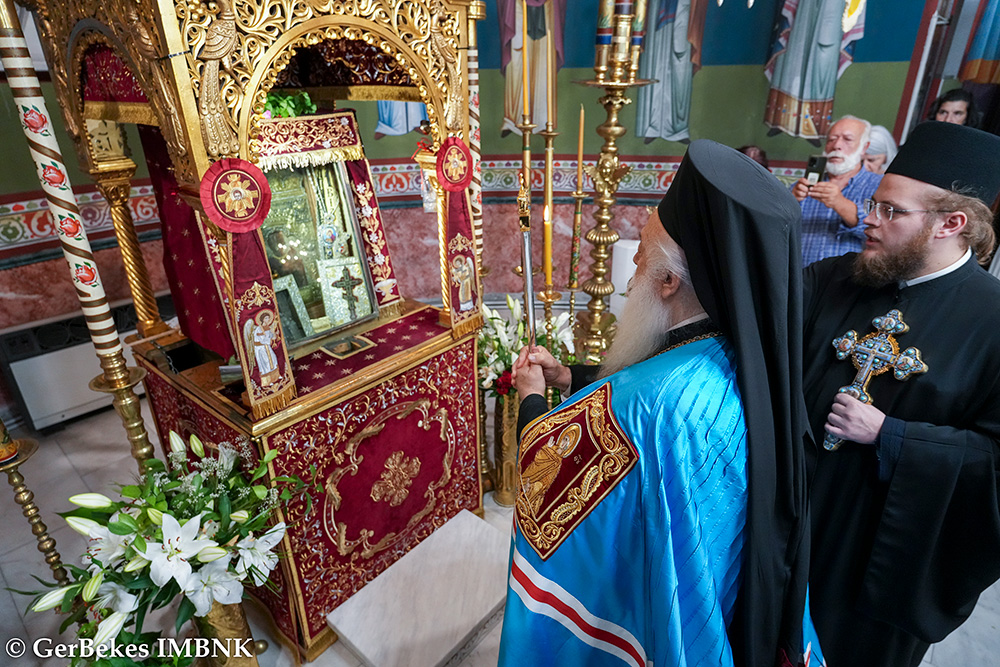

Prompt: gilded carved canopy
[30,0,481,189]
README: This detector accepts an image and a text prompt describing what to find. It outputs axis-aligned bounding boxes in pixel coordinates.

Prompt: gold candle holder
[89,351,154,472]
[537,286,562,408]
[575,8,652,363]
[1,438,68,585]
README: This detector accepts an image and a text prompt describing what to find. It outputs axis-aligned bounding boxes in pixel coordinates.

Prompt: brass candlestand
[576,12,651,363]
[90,353,153,471]
[0,431,68,585]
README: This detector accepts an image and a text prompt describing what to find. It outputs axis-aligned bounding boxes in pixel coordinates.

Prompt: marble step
[326,509,510,667]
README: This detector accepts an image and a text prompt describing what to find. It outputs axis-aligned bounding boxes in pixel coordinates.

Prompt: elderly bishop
[499,142,819,667]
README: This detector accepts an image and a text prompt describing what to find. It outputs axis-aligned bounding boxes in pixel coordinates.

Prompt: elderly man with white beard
[792,115,882,266]
[497,141,818,667]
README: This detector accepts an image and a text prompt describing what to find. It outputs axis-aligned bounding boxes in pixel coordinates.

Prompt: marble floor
[1,401,998,666]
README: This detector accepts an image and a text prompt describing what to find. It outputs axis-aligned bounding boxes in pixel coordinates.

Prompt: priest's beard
[853,223,935,287]
[825,144,865,176]
[598,272,678,379]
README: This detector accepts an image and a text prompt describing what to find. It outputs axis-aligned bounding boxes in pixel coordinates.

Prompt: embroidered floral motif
[371,451,421,507]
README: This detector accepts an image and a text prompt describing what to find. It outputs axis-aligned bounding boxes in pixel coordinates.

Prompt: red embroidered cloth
[82,45,148,103]
[217,305,449,404]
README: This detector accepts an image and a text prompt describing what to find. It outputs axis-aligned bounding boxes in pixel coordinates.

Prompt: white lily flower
[94,581,139,614]
[235,522,286,586]
[183,557,244,616]
[82,524,129,573]
[66,516,99,537]
[32,587,72,612]
[147,513,218,590]
[69,493,113,509]
[217,445,237,477]
[93,610,128,647]
[168,431,186,454]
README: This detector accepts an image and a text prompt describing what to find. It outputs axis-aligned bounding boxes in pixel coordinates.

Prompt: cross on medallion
[825,309,928,451]
[332,267,363,320]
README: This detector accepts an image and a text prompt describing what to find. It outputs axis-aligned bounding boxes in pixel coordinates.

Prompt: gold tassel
[451,312,484,339]
[250,386,295,420]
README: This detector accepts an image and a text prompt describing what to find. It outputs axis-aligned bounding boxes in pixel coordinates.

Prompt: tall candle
[576,104,585,190]
[546,6,555,129]
[543,204,553,286]
[521,0,530,122]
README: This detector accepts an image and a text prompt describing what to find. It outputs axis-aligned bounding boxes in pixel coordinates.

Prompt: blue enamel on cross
[824,309,928,451]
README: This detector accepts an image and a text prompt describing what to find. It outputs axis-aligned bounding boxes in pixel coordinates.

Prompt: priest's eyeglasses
[863,198,946,222]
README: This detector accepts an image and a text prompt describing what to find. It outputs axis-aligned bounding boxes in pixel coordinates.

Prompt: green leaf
[116,513,141,532]
[124,575,153,590]
[107,521,135,536]
[132,534,147,555]
[175,597,196,634]
[252,485,267,500]
[262,449,278,464]
[219,494,231,525]
[119,485,142,499]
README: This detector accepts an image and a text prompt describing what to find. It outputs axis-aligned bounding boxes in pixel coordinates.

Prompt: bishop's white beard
[598,272,678,379]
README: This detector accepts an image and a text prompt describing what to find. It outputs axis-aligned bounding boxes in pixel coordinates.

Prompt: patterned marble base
[326,509,509,667]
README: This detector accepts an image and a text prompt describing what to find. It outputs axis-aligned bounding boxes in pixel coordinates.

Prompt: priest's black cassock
[804,122,1000,666]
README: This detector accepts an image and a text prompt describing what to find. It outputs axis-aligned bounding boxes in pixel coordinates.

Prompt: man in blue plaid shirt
[793,115,883,266]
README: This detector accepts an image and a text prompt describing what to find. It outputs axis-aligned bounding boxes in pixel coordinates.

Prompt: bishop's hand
[512,345,572,394]
[825,393,886,445]
[512,347,546,397]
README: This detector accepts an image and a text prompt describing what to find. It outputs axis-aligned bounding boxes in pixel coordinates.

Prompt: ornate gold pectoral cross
[825,309,928,451]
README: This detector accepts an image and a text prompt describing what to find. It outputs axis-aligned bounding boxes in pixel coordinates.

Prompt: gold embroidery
[371,451,422,507]
[516,384,637,559]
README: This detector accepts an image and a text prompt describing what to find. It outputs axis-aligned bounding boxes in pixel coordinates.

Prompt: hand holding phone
[805,156,827,186]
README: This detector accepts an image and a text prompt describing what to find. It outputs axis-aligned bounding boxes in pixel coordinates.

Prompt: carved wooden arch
[238,16,451,162]
[62,22,156,165]
[67,22,152,116]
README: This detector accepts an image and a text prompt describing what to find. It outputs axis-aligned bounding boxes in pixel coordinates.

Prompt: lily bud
[146,508,163,525]
[93,611,128,647]
[81,571,104,602]
[168,431,186,454]
[189,434,205,458]
[69,493,113,509]
[66,516,99,537]
[230,510,250,524]
[124,555,149,572]
[32,587,72,612]
[197,546,228,563]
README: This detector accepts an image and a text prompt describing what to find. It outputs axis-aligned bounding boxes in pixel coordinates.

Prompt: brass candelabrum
[577,10,651,364]
[0,418,68,586]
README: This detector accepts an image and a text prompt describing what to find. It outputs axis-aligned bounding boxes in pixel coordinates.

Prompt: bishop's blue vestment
[498,335,824,667]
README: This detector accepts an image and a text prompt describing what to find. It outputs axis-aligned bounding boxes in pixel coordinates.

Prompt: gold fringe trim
[250,385,296,420]
[258,146,364,173]
[305,84,423,103]
[83,101,159,126]
[451,312,483,339]
[377,299,406,320]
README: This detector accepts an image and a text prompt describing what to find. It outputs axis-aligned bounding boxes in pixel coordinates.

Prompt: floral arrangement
[26,432,315,665]
[477,295,574,398]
